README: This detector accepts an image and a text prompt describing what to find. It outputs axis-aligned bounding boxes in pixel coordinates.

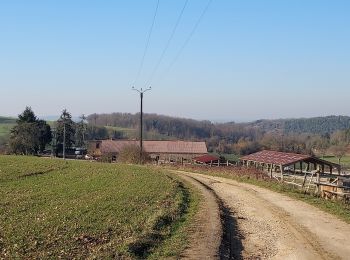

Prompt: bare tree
[330,144,347,165]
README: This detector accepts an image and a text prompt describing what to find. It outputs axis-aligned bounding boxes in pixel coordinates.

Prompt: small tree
[9,122,39,154]
[118,145,150,164]
[330,144,347,165]
[314,136,329,158]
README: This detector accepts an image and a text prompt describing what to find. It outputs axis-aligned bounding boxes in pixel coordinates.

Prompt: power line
[159,0,213,81]
[144,0,189,87]
[133,0,160,87]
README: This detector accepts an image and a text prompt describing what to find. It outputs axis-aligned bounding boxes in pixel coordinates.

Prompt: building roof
[193,154,219,163]
[240,150,312,166]
[240,150,341,168]
[98,140,208,154]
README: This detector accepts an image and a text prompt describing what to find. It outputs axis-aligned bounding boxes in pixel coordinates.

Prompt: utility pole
[51,126,56,157]
[79,114,87,148]
[63,122,66,160]
[132,86,151,163]
[51,126,57,157]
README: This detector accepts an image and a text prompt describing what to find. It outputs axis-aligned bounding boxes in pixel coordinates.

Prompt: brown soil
[175,171,350,260]
[177,173,222,259]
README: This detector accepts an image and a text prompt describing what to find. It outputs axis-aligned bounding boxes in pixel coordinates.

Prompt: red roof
[193,155,219,163]
[99,140,208,154]
[240,150,311,166]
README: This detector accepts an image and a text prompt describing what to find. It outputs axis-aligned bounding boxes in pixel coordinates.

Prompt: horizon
[1,1,349,119]
[2,111,350,124]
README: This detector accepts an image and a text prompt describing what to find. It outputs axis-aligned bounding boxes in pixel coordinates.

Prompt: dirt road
[175,171,350,260]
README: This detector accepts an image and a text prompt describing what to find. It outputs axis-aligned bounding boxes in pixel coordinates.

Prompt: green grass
[323,155,350,169]
[171,166,350,224]
[0,156,199,259]
[210,153,240,162]
[0,117,16,139]
[0,123,14,138]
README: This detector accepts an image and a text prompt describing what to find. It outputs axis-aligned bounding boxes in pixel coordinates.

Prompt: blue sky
[0,0,349,122]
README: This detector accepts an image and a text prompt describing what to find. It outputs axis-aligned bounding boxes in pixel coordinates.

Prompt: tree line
[86,112,350,161]
[8,107,114,155]
[6,109,350,164]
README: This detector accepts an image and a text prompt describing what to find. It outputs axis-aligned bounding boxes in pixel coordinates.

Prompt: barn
[90,140,208,163]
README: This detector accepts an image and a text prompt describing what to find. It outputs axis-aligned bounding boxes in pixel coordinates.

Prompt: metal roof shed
[193,155,219,164]
[240,150,341,175]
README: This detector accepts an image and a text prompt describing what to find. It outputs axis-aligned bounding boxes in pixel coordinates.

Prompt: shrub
[118,144,150,164]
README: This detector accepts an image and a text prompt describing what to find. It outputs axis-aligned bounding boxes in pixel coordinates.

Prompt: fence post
[280,164,284,182]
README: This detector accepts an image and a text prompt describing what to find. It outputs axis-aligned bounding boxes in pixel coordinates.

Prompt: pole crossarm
[132,86,152,94]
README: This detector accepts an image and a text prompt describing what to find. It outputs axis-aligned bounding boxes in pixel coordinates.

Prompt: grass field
[0,117,15,143]
[0,156,198,259]
[323,155,350,169]
[210,153,240,162]
[0,123,14,138]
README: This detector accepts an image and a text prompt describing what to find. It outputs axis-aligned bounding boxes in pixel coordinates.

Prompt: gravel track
[175,171,350,260]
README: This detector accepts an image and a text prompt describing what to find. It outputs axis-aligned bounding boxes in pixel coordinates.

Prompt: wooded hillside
[246,116,350,134]
[86,113,350,156]
[0,116,16,124]
[87,113,350,138]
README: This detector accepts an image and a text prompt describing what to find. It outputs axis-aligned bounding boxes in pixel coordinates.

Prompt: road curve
[175,171,350,260]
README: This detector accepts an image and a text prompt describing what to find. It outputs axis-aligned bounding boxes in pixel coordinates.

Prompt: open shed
[240,150,350,199]
[240,150,341,175]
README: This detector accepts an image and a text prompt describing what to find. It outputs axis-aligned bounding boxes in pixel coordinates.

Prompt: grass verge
[147,174,200,259]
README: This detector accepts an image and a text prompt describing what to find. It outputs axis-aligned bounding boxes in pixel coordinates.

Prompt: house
[90,140,208,162]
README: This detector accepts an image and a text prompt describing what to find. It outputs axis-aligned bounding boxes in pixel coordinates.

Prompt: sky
[0,0,349,122]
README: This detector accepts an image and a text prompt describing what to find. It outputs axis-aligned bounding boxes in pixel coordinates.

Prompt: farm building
[240,150,350,199]
[193,154,220,165]
[240,150,341,175]
[90,140,208,162]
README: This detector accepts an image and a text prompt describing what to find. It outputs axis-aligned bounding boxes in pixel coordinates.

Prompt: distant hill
[87,113,214,140]
[0,116,16,124]
[85,113,350,154]
[3,113,350,139]
[88,113,350,137]
[245,116,350,135]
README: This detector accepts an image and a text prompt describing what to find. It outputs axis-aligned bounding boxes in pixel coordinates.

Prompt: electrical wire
[158,0,212,82]
[144,0,189,87]
[133,0,160,87]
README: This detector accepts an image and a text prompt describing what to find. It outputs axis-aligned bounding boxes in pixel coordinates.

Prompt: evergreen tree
[9,107,52,154]
[37,120,52,152]
[17,106,37,123]
[75,114,87,147]
[56,109,76,151]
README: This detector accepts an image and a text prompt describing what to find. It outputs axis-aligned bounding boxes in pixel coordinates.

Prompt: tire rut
[176,172,243,259]
[183,171,348,260]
